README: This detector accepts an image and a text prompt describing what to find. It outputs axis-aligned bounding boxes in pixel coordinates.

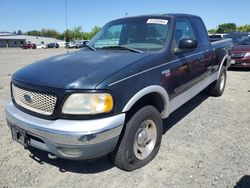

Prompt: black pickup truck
[5,14,232,171]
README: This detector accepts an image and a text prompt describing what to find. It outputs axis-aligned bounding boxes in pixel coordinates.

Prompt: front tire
[207,66,227,97]
[112,105,163,171]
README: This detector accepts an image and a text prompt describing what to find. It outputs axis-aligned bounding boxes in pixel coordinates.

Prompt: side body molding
[122,85,170,119]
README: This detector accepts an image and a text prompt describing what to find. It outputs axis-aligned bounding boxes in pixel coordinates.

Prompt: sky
[0,0,250,33]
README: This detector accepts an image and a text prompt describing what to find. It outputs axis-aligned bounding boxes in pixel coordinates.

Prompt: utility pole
[64,0,69,53]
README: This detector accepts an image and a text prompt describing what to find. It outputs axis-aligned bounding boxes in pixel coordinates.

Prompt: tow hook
[48,153,57,159]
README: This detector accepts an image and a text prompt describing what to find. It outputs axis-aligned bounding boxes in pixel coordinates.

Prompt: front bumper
[5,102,125,160]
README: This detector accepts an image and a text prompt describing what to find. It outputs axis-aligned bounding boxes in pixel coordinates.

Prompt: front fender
[122,85,170,118]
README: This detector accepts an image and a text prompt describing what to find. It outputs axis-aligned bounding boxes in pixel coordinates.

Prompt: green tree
[58,33,65,40]
[87,26,101,39]
[40,29,60,38]
[216,23,236,33]
[62,27,85,41]
[26,30,41,36]
[237,24,250,32]
[71,26,84,40]
[24,25,101,41]
[25,29,61,38]
[63,29,71,42]
[208,29,216,34]
[63,26,101,41]
[17,30,23,35]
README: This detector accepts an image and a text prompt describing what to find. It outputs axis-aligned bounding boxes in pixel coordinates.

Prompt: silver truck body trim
[122,85,170,118]
[169,71,218,113]
[217,54,229,79]
[5,102,125,145]
[108,51,205,87]
[122,71,219,119]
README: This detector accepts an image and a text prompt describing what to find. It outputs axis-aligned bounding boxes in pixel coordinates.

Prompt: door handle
[179,64,189,71]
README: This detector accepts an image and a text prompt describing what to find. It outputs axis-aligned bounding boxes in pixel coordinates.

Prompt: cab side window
[173,18,197,48]
[193,17,210,47]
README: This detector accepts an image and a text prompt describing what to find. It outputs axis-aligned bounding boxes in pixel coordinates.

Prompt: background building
[0,32,64,47]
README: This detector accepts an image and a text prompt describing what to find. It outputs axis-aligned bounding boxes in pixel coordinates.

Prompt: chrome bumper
[5,102,125,159]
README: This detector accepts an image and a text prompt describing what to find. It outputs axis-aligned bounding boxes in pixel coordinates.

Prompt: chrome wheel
[133,119,157,160]
[220,72,225,91]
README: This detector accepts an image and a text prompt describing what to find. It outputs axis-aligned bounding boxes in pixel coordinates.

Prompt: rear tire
[207,66,227,97]
[112,105,163,171]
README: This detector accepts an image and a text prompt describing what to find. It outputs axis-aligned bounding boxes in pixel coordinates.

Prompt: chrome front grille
[12,84,57,115]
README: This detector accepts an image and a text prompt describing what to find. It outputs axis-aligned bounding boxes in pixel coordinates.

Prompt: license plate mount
[11,126,28,148]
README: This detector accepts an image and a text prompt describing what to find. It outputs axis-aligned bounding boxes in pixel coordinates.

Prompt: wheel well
[223,58,228,67]
[124,92,164,123]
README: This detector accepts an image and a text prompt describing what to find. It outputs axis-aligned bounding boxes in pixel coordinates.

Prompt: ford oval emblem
[23,94,32,103]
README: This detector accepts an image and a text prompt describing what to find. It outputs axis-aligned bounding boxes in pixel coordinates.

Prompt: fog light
[58,147,82,157]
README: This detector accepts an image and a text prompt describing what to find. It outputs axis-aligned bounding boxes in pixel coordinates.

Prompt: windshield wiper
[101,45,143,53]
[83,44,96,51]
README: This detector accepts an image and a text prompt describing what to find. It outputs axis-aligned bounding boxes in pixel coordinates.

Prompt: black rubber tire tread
[208,66,227,97]
[112,105,163,171]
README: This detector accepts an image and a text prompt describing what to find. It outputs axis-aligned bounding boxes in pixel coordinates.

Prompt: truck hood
[232,45,250,53]
[13,50,151,89]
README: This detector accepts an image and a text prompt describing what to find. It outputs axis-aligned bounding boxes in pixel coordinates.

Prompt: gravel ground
[0,48,250,188]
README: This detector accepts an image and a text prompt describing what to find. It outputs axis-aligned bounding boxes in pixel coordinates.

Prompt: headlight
[244,52,250,57]
[62,93,113,115]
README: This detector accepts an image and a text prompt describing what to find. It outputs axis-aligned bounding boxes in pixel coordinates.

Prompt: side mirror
[175,38,198,53]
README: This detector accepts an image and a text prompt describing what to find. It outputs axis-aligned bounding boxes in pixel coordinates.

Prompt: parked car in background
[75,40,90,48]
[82,40,89,45]
[46,43,59,48]
[23,43,36,49]
[209,34,223,42]
[225,32,250,68]
[65,42,76,48]
[58,42,66,48]
[36,44,46,49]
[74,42,81,48]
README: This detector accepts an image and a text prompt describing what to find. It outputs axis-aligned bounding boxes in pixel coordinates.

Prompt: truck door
[169,17,205,97]
[192,17,215,74]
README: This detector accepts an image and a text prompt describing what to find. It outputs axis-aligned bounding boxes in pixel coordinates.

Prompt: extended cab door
[170,17,205,97]
[192,17,215,74]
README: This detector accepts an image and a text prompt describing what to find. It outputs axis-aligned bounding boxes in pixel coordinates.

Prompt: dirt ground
[0,48,250,188]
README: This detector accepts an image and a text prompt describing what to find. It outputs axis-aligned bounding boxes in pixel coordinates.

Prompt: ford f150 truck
[5,14,232,171]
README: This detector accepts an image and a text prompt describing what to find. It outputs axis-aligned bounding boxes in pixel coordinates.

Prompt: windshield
[88,17,170,52]
[225,34,250,45]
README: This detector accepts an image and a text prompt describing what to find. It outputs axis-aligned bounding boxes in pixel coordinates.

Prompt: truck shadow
[163,92,209,134]
[234,175,250,188]
[28,92,209,174]
[228,67,250,72]
[28,147,115,174]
